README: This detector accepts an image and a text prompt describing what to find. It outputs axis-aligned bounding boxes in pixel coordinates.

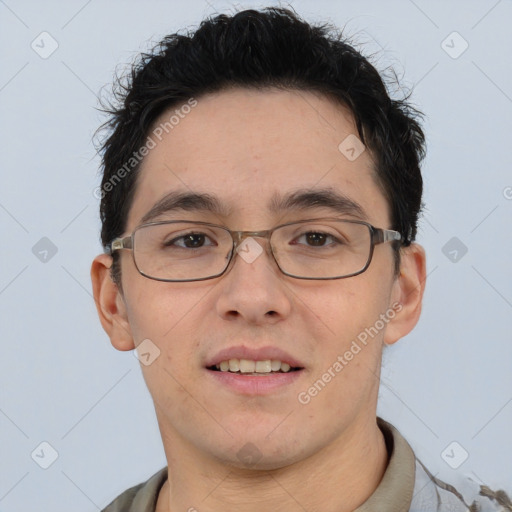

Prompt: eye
[293,231,340,247]
[165,232,216,249]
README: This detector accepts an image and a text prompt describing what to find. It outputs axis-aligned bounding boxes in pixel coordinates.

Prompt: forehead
[127,87,389,229]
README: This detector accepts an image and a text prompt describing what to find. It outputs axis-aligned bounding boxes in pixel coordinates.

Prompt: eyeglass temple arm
[374,228,402,244]
[106,235,133,255]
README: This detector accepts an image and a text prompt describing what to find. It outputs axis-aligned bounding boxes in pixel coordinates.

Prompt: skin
[91,87,426,512]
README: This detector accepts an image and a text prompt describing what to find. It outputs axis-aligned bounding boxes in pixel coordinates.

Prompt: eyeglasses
[107,218,401,282]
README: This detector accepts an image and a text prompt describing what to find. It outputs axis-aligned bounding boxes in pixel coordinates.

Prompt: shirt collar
[355,417,416,512]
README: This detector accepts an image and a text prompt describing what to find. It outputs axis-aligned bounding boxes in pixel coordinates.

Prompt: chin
[216,443,304,471]
[207,428,310,471]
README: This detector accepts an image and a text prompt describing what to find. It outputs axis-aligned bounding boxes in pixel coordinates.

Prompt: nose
[215,235,292,324]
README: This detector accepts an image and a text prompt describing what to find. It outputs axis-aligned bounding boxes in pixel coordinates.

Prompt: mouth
[207,358,303,376]
[205,347,305,394]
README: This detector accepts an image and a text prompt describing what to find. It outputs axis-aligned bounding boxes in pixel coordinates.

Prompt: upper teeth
[216,359,292,373]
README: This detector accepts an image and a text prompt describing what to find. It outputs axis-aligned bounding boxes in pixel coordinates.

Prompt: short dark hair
[97,6,425,285]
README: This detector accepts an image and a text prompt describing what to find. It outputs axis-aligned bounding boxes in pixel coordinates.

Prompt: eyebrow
[139,187,366,225]
[140,191,230,224]
[269,188,366,219]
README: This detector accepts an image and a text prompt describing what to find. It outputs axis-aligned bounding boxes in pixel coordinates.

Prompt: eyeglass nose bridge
[229,229,277,268]
[231,228,273,248]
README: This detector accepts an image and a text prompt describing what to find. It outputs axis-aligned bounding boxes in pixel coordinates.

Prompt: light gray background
[1,0,511,510]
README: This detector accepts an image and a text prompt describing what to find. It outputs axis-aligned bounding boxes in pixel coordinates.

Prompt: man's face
[115,88,403,468]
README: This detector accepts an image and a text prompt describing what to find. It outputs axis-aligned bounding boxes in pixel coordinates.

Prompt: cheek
[141,359,200,431]
[127,288,203,411]
[314,275,393,339]
[305,274,394,397]
[303,284,391,405]
[124,276,195,339]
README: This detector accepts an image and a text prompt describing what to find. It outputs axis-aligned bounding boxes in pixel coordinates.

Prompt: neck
[156,417,388,512]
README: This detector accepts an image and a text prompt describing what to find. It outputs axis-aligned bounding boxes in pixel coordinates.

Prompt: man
[91,7,506,512]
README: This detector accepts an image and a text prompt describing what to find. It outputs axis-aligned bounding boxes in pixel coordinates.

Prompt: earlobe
[384,243,427,345]
[90,254,135,351]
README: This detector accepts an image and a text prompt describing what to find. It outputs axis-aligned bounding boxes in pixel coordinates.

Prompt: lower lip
[206,369,304,395]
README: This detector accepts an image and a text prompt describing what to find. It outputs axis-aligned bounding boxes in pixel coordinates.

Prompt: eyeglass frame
[106,217,402,282]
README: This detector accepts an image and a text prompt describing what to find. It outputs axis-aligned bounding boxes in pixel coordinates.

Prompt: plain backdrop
[1,0,511,510]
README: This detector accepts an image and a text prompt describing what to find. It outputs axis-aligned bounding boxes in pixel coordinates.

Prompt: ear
[384,243,426,345]
[91,253,135,351]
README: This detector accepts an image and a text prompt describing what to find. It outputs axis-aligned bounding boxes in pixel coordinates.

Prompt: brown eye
[164,232,215,249]
[292,231,339,247]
